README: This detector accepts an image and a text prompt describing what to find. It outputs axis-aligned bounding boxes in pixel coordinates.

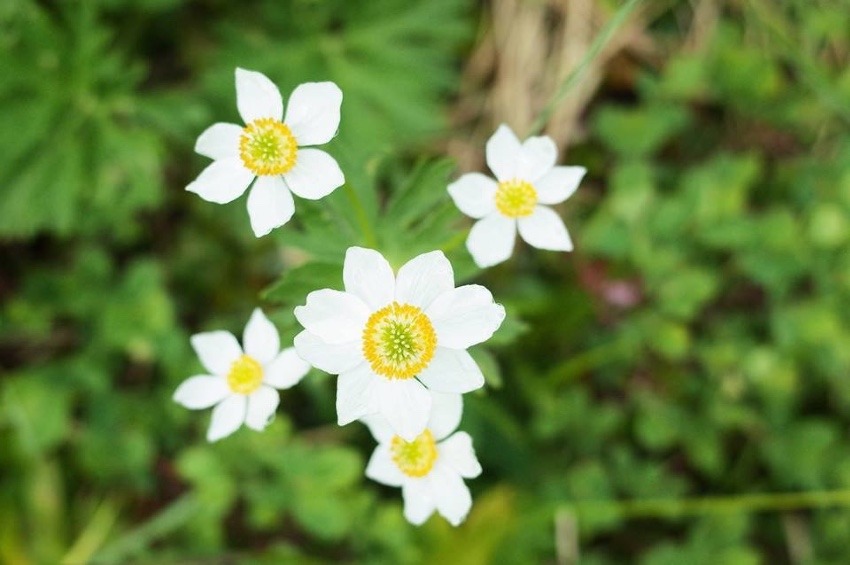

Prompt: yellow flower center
[239,118,298,176]
[226,354,264,395]
[391,430,438,478]
[495,179,537,218]
[362,302,437,380]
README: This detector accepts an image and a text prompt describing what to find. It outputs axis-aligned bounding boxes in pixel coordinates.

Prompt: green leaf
[808,202,850,248]
[262,261,343,306]
[682,153,761,230]
[654,267,720,321]
[0,1,164,238]
[592,104,690,158]
[469,347,502,389]
[635,395,682,451]
[644,316,691,362]
[2,375,71,456]
[762,420,840,488]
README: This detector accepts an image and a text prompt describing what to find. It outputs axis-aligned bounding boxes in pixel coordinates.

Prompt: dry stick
[549,0,595,148]
[782,513,814,565]
[528,0,644,136]
[555,508,580,565]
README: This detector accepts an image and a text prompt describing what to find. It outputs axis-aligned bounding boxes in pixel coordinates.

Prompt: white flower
[363,391,482,526]
[448,124,586,268]
[293,247,505,441]
[174,308,310,442]
[187,68,345,237]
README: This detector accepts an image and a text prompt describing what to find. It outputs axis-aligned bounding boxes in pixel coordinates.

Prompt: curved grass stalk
[566,488,850,519]
[528,0,644,136]
[344,183,379,248]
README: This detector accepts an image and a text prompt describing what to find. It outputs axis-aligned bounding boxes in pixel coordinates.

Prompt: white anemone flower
[363,391,481,526]
[293,247,505,441]
[187,68,345,237]
[174,308,310,442]
[448,124,586,268]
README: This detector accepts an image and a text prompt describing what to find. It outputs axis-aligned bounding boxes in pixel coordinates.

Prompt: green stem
[344,183,378,248]
[545,339,631,386]
[61,500,118,565]
[440,229,469,254]
[528,0,644,135]
[566,489,850,519]
[91,496,199,564]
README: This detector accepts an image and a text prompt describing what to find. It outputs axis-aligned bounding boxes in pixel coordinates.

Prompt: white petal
[173,375,230,409]
[394,251,454,310]
[243,308,280,365]
[191,331,242,376]
[486,124,522,182]
[206,395,246,442]
[361,413,395,444]
[535,166,585,205]
[246,175,295,237]
[418,348,484,394]
[244,386,280,431]
[294,290,370,344]
[430,465,473,526]
[235,67,283,123]
[427,392,462,441]
[447,173,497,219]
[377,379,431,442]
[293,331,363,374]
[402,481,436,526]
[336,364,380,426]
[466,214,516,268]
[263,347,311,389]
[426,285,506,349]
[284,81,343,146]
[343,247,394,310]
[186,158,254,204]
[283,149,345,200]
[517,206,573,251]
[195,123,242,161]
[439,432,482,478]
[365,444,406,487]
[517,135,558,182]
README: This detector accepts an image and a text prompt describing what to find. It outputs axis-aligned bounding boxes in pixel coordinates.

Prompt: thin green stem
[440,229,469,255]
[565,489,850,520]
[344,183,378,248]
[91,496,199,564]
[528,0,643,135]
[61,500,118,565]
[746,0,850,126]
[545,339,631,386]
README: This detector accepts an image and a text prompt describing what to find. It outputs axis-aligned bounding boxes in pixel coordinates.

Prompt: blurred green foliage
[4,0,850,563]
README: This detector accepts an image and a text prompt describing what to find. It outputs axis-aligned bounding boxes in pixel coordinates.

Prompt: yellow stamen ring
[227,354,264,395]
[391,430,438,478]
[495,179,537,218]
[362,302,437,380]
[239,118,298,176]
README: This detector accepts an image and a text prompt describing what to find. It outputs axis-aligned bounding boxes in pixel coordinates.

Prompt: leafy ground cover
[3,0,850,562]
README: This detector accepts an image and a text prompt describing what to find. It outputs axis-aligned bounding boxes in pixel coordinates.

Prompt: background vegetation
[3,0,850,562]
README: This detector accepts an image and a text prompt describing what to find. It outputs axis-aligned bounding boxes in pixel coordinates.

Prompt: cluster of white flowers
[174,69,585,526]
